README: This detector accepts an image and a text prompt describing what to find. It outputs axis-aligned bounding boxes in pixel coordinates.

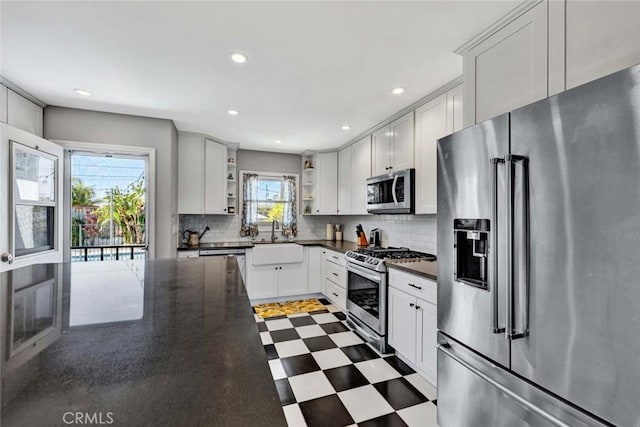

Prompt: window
[12,142,57,257]
[240,171,298,237]
[256,176,286,225]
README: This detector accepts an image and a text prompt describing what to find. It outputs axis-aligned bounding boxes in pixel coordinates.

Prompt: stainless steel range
[345,247,436,353]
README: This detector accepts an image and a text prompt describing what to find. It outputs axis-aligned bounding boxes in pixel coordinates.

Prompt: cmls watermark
[63,412,114,425]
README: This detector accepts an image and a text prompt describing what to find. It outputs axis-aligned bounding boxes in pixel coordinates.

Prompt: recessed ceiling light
[227,109,239,116]
[341,125,351,131]
[231,52,248,63]
[391,87,405,95]
[74,88,92,96]
[274,140,283,144]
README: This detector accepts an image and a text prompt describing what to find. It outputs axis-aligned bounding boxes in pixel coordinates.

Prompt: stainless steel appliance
[437,64,640,427]
[366,169,415,214]
[345,247,436,354]
[368,228,381,248]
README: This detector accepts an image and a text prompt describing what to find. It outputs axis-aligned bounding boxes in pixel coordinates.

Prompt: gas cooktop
[346,247,436,272]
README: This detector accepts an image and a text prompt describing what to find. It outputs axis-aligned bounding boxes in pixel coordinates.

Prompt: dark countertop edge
[386,261,438,281]
[177,240,362,253]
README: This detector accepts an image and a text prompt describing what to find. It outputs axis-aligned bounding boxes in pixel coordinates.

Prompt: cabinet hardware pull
[332,272,339,277]
[408,283,422,290]
[332,292,338,297]
[409,302,415,307]
[415,305,421,310]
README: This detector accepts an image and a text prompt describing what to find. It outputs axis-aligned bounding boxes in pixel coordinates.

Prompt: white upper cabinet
[337,136,372,216]
[338,145,352,215]
[315,151,338,215]
[178,134,204,214]
[415,94,447,214]
[372,112,415,176]
[7,89,43,137]
[446,84,464,134]
[177,134,227,215]
[203,138,227,214]
[350,136,371,215]
[390,112,414,170]
[563,0,640,90]
[371,126,392,176]
[462,1,548,125]
[0,85,7,124]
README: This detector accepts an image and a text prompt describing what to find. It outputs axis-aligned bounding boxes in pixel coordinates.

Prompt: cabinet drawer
[325,249,346,268]
[325,279,346,310]
[325,261,346,288]
[389,269,437,304]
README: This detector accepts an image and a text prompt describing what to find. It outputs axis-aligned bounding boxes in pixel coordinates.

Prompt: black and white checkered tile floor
[255,299,438,427]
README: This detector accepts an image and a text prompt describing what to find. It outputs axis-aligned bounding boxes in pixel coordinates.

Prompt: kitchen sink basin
[251,243,303,265]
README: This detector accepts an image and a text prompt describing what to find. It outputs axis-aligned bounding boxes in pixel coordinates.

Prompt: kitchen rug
[253,298,326,319]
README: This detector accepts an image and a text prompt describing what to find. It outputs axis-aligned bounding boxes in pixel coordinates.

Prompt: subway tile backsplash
[179,214,437,254]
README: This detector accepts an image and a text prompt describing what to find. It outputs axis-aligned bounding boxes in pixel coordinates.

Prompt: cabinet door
[338,146,352,215]
[278,263,307,297]
[307,247,323,293]
[0,85,7,123]
[178,134,204,214]
[446,84,464,135]
[388,287,417,363]
[416,299,437,385]
[7,90,43,137]
[316,152,338,214]
[204,139,227,214]
[564,1,640,90]
[415,94,447,214]
[390,112,414,171]
[350,135,371,215]
[463,1,547,125]
[371,126,391,176]
[246,264,279,300]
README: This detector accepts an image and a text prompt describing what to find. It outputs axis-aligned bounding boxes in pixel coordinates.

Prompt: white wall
[44,106,179,259]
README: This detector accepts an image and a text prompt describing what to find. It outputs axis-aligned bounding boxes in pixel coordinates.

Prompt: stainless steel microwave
[366,169,415,214]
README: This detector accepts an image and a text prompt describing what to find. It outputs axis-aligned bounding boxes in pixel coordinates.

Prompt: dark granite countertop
[177,239,362,253]
[0,259,286,427]
[177,241,254,250]
[386,259,438,281]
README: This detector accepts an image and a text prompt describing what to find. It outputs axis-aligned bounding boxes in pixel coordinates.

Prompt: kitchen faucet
[271,220,279,243]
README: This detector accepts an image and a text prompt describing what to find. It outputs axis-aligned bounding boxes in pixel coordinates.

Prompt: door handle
[1,253,13,264]
[392,175,399,206]
[490,158,505,334]
[505,155,528,340]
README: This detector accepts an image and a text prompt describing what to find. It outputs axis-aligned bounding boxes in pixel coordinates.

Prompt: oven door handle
[347,263,384,283]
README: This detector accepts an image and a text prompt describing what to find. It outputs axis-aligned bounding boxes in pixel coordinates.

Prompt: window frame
[11,141,59,258]
[239,170,300,231]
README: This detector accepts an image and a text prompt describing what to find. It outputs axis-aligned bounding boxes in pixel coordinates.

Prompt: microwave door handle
[392,175,399,205]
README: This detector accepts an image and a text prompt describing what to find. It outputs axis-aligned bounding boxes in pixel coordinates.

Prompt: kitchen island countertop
[0,258,286,427]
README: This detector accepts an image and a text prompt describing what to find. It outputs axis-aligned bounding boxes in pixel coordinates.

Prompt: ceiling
[1,1,519,153]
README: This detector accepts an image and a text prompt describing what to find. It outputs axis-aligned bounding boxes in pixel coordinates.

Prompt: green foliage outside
[95,180,146,245]
[265,203,284,223]
[71,178,145,245]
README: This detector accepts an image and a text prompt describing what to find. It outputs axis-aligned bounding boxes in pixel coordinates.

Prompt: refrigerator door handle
[490,158,505,334]
[506,155,528,340]
[437,341,572,427]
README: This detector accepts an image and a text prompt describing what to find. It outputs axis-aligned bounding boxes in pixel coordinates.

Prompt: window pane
[14,146,56,202]
[257,201,285,223]
[257,178,283,202]
[12,281,54,349]
[15,205,55,256]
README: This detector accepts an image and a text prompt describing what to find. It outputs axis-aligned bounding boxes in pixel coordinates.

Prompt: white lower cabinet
[388,269,437,385]
[245,249,308,299]
[323,249,347,310]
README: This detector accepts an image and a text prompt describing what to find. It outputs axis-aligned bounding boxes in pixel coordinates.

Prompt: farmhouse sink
[252,243,303,265]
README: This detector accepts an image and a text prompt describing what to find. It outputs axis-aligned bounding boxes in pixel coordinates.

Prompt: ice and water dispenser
[453,219,490,290]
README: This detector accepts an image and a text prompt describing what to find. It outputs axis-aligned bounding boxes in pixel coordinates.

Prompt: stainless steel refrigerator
[437,64,640,427]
